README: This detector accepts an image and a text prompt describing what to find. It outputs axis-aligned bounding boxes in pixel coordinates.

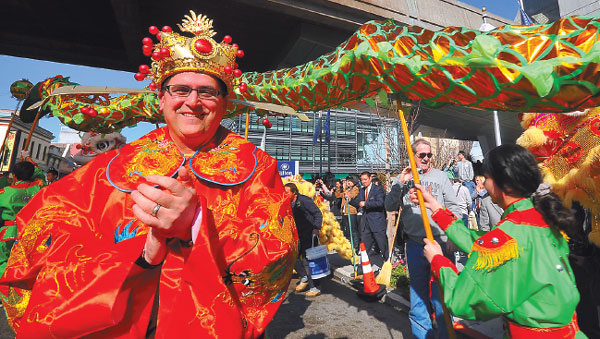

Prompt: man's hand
[132,166,198,241]
[399,166,412,184]
[344,191,352,200]
[359,201,366,207]
[423,238,443,263]
[409,184,442,212]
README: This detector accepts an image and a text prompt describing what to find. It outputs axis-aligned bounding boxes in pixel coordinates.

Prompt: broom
[375,206,402,287]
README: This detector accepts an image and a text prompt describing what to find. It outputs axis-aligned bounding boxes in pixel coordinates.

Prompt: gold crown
[135,11,247,93]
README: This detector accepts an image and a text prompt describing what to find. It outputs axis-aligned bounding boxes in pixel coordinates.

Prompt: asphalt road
[0,308,14,339]
[267,277,412,339]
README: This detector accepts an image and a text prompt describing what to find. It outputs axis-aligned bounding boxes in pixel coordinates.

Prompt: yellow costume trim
[471,229,519,271]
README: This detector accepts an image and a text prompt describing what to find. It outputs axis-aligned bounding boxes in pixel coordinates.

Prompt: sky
[0,0,520,143]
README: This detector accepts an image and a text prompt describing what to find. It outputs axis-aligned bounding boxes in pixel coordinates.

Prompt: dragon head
[72,132,126,166]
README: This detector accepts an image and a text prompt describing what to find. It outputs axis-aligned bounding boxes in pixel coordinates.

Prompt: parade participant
[285,183,323,297]
[385,138,460,339]
[412,144,585,338]
[45,168,58,184]
[19,150,46,186]
[0,161,41,276]
[0,12,297,338]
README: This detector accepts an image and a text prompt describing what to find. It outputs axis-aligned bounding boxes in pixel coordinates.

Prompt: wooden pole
[396,98,456,339]
[22,109,42,160]
[0,100,22,165]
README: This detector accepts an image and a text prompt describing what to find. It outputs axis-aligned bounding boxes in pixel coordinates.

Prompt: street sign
[278,161,299,178]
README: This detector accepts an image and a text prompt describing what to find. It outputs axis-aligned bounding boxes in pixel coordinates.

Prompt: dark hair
[47,169,58,176]
[284,183,299,195]
[458,150,466,156]
[483,144,574,237]
[345,176,357,185]
[161,73,228,97]
[360,171,371,178]
[12,161,34,181]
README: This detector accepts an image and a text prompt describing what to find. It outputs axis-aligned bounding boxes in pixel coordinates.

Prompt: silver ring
[151,203,161,217]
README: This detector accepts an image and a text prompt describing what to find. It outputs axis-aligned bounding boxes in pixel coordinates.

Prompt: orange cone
[356,242,386,301]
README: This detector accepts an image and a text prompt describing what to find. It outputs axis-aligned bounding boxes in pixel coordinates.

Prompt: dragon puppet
[518,109,600,245]
[20,13,600,251]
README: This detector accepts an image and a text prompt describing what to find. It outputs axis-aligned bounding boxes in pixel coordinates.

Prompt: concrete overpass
[1,0,520,147]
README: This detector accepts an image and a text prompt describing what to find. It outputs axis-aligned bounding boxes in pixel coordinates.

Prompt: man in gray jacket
[385,138,460,339]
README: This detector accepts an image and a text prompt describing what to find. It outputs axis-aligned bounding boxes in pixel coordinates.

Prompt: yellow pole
[396,98,456,339]
[244,111,250,140]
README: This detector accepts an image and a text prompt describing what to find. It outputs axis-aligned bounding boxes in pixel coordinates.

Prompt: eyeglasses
[416,152,433,159]
[164,85,221,100]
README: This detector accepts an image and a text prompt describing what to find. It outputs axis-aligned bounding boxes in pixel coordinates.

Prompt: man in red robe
[0,11,298,338]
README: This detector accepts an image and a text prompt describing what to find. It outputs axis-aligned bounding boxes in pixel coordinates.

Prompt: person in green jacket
[0,161,42,275]
[412,144,586,338]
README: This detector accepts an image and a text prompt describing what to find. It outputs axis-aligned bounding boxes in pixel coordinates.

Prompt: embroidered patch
[190,134,258,186]
[471,228,518,271]
[114,220,139,244]
[106,130,184,192]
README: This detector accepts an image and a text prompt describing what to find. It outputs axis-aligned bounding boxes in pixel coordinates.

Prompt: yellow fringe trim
[560,230,570,242]
[472,239,519,271]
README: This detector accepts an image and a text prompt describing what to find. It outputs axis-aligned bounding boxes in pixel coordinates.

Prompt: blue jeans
[406,238,453,339]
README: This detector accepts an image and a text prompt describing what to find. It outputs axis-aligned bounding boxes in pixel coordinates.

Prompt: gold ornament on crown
[138,10,245,92]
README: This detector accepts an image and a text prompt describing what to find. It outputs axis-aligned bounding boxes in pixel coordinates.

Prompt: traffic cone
[356,242,386,301]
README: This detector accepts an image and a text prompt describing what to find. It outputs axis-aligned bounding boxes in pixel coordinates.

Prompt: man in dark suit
[349,171,388,264]
[284,183,323,297]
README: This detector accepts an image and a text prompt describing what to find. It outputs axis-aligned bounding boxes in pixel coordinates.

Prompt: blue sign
[278,161,299,178]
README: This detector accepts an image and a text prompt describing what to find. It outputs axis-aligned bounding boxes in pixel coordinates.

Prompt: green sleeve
[445,221,487,253]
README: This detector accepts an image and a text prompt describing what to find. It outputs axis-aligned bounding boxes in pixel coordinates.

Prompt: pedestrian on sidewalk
[336,176,360,253]
[350,171,388,267]
[285,183,323,297]
[473,175,503,231]
[413,144,586,338]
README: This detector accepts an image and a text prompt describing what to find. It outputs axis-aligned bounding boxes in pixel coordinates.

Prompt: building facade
[0,109,54,173]
[234,109,405,176]
[519,0,599,24]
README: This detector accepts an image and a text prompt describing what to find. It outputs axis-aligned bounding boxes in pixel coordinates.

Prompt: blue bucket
[306,244,330,279]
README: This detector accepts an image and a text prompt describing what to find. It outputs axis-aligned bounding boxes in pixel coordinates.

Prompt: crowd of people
[310,140,597,338]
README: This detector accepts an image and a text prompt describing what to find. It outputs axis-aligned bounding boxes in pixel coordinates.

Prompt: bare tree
[368,98,421,190]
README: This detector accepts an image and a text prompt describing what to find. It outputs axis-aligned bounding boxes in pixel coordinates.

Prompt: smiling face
[159,72,227,154]
[360,174,371,187]
[414,143,432,171]
[475,176,484,189]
